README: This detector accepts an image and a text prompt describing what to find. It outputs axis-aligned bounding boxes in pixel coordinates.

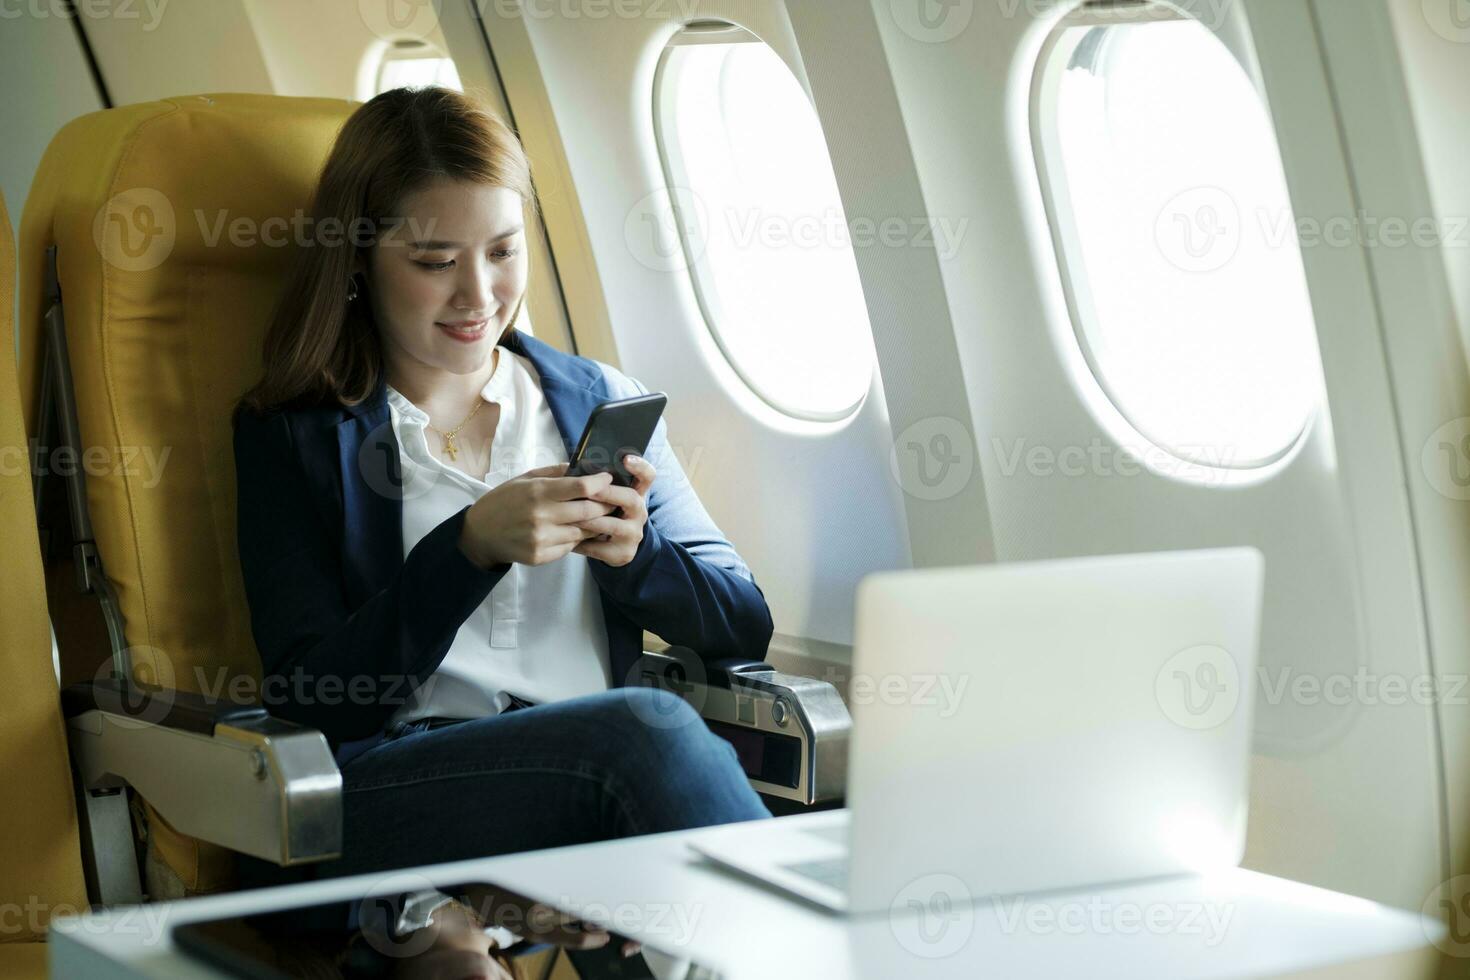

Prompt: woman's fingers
[585,481,642,512]
[544,497,617,525]
[623,454,656,490]
[460,886,628,954]
[523,902,610,948]
[542,472,614,500]
[572,515,619,537]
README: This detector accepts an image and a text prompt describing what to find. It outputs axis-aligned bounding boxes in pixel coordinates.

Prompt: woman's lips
[436,319,490,343]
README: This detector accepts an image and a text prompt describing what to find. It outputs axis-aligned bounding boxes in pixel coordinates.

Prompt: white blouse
[383,347,613,723]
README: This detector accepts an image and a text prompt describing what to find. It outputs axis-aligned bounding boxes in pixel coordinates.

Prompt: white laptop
[687,547,1264,914]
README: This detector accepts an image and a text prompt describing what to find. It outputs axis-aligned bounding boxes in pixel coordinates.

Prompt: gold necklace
[426,398,484,462]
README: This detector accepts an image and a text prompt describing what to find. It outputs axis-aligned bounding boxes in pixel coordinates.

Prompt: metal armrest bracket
[637,648,849,805]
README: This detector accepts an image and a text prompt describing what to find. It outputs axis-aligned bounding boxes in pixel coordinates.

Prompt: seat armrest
[703,657,779,689]
[62,678,268,734]
[65,679,342,870]
[637,648,849,805]
[635,648,774,690]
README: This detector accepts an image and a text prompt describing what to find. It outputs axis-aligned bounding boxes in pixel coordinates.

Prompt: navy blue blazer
[233,329,774,766]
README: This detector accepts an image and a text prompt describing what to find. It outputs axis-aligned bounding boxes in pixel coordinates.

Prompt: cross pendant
[444,437,459,461]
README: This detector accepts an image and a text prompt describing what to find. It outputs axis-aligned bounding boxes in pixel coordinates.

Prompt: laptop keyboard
[783,855,849,889]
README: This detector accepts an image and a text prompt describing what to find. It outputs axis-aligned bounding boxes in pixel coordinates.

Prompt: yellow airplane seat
[0,189,90,976]
[17,94,353,902]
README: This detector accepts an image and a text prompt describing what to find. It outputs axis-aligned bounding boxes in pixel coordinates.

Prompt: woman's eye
[492,248,519,261]
[416,260,454,271]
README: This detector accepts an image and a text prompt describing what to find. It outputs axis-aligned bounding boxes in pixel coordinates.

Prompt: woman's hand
[458,463,616,570]
[458,885,642,958]
[572,455,656,567]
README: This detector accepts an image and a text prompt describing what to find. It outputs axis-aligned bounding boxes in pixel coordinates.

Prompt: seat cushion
[0,941,50,980]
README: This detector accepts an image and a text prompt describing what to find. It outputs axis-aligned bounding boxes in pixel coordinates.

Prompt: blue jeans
[243,687,769,886]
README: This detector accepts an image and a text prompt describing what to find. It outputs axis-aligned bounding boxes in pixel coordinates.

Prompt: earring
[346,275,360,302]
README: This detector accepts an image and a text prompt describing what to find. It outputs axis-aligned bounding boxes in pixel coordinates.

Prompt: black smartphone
[568,393,667,488]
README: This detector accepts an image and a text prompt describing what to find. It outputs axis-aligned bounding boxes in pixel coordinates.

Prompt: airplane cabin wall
[80,1,273,103]
[1307,0,1470,901]
[0,12,104,342]
[852,0,1457,913]
[1387,0,1470,892]
[1388,0,1470,343]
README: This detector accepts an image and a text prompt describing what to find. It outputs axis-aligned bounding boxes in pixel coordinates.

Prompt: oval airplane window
[654,27,875,422]
[1035,15,1323,472]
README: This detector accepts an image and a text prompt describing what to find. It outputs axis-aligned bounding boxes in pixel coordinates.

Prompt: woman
[232,86,772,884]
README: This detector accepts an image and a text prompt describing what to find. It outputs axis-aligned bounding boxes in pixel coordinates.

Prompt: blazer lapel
[336,388,403,603]
[505,329,608,459]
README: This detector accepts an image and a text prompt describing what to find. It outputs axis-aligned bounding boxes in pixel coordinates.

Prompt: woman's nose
[452,255,496,312]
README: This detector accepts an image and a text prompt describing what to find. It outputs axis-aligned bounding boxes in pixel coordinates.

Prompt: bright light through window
[655,34,875,421]
[1040,18,1322,470]
[376,47,462,95]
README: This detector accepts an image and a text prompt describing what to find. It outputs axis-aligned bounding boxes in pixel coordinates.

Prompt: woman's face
[365,177,528,381]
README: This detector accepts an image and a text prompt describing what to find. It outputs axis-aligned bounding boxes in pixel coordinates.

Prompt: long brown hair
[237,86,536,415]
